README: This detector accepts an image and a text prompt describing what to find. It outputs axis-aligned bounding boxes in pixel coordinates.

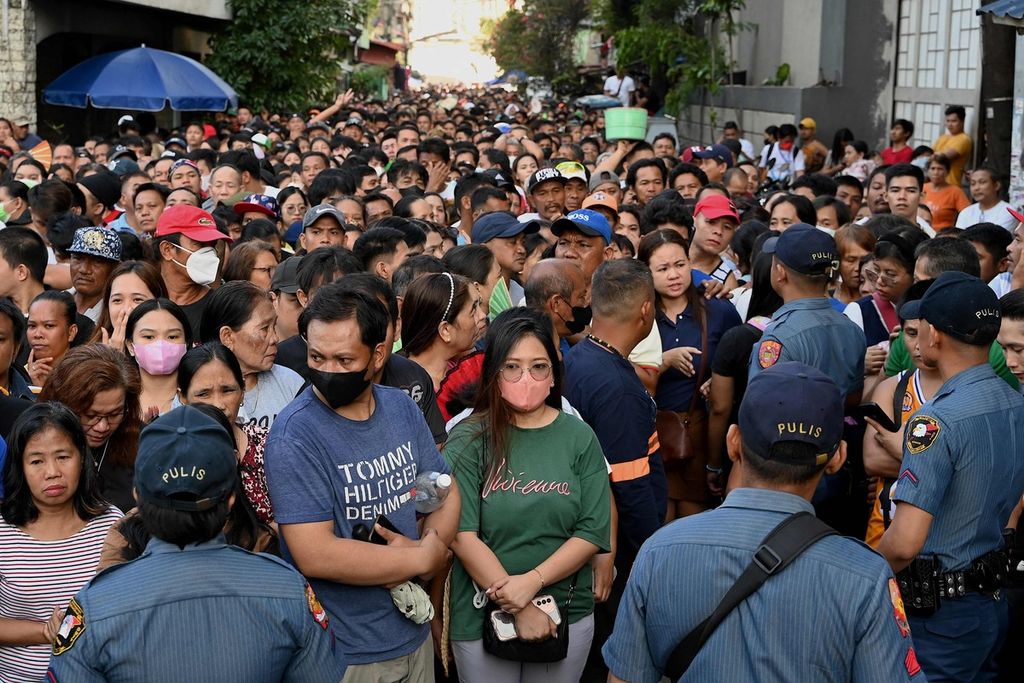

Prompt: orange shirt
[865,370,925,548]
[923,182,970,230]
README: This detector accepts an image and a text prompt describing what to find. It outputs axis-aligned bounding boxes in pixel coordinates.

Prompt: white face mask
[200,174,211,192]
[815,225,837,238]
[172,243,221,286]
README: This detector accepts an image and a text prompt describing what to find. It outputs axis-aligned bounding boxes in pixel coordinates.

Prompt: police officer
[748,223,869,536]
[748,223,865,401]
[47,405,344,683]
[878,271,1024,682]
[603,362,924,682]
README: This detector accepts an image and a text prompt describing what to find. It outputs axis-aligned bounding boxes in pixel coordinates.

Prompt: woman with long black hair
[444,308,610,682]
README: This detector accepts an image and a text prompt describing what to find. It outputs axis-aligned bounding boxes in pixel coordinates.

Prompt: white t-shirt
[760,144,795,181]
[955,201,1017,231]
[603,75,636,107]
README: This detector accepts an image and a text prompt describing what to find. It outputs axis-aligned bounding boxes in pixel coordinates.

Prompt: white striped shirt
[0,507,122,681]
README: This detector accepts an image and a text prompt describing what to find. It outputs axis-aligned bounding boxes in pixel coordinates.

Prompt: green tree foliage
[484,0,590,86]
[606,0,746,116]
[207,0,372,112]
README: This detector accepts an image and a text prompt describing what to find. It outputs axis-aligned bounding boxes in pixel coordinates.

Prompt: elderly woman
[0,402,121,681]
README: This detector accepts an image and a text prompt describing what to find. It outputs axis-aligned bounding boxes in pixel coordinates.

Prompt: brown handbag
[657,314,709,462]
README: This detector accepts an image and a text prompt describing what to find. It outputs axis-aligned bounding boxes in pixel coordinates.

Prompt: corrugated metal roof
[978,0,1024,20]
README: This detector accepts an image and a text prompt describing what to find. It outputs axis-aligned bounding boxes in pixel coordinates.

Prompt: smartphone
[856,402,899,432]
[366,514,401,545]
[531,594,562,625]
[490,609,518,641]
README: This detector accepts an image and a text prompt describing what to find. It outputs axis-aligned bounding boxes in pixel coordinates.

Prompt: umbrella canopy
[43,46,237,112]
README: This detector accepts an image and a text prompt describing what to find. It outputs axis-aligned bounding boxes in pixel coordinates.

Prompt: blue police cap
[471,211,538,243]
[739,362,844,466]
[135,406,238,512]
[551,208,613,245]
[762,224,838,277]
[692,143,734,167]
[918,270,1000,345]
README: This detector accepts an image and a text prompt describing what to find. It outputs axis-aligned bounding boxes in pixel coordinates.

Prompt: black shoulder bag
[477,455,577,663]
[662,511,836,680]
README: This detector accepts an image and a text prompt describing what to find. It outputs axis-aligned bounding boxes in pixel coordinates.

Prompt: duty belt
[896,550,1009,617]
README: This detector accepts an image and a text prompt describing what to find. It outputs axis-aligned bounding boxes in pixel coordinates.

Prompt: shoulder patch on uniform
[888,578,910,638]
[305,583,329,630]
[757,340,782,368]
[905,415,940,454]
[905,646,922,676]
[52,598,85,656]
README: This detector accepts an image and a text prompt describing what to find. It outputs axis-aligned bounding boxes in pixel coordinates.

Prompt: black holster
[895,555,941,617]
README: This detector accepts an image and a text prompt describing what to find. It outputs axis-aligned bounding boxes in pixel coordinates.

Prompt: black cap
[918,271,1001,345]
[762,224,838,277]
[78,171,122,209]
[134,406,237,512]
[739,362,844,465]
[271,255,303,294]
[527,168,567,194]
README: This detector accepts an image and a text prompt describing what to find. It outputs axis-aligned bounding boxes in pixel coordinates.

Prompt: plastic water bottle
[414,471,452,514]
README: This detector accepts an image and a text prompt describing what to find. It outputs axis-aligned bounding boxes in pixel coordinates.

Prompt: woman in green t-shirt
[443,308,611,682]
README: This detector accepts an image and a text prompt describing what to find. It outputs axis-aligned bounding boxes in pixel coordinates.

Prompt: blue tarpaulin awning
[978,0,1024,24]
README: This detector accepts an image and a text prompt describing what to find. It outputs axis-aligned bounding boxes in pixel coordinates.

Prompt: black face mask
[559,303,592,335]
[309,365,373,409]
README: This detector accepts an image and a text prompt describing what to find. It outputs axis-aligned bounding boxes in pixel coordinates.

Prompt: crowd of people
[0,80,1022,683]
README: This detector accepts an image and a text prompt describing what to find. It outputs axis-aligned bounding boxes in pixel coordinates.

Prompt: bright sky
[406,0,502,84]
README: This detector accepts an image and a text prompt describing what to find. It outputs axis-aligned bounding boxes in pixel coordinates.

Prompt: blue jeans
[908,593,1009,683]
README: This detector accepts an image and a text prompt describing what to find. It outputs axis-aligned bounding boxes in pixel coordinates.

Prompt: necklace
[587,334,625,359]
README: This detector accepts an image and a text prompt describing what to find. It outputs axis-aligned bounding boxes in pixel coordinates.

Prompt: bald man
[525,258,590,341]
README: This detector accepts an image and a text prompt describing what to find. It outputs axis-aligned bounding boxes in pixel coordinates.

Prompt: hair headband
[440,272,456,322]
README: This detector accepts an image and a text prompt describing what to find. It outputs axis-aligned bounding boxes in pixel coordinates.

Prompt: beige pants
[341,636,434,683]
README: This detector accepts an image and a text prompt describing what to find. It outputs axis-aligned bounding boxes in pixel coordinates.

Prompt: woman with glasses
[443,308,610,683]
[222,240,279,290]
[833,225,877,306]
[124,299,193,421]
[0,402,121,682]
[39,345,142,513]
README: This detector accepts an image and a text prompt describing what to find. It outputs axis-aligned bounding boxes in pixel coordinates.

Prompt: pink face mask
[133,340,187,376]
[499,374,553,413]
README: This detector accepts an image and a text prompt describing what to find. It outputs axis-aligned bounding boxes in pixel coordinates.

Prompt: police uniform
[603,363,924,682]
[47,537,342,682]
[747,225,866,398]
[889,272,1024,682]
[47,406,344,683]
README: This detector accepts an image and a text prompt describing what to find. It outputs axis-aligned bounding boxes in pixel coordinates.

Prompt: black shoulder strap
[662,511,836,680]
[893,370,914,428]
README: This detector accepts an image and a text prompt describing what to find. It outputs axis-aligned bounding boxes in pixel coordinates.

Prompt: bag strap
[686,312,710,414]
[892,370,914,428]
[662,511,836,680]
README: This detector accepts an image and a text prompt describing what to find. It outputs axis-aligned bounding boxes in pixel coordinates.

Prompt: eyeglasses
[499,362,553,383]
[81,406,126,427]
[252,265,277,278]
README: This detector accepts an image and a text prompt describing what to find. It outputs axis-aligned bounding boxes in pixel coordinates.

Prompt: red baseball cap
[1008,206,1024,225]
[155,204,232,243]
[694,194,740,223]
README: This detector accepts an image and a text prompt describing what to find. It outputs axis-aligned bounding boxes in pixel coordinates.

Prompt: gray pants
[451,614,595,683]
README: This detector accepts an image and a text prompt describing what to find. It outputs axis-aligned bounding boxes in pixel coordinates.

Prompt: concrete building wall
[680,0,898,156]
[0,0,38,126]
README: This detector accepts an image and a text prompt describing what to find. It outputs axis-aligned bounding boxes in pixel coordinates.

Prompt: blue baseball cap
[135,406,238,512]
[739,362,844,466]
[918,271,1001,345]
[762,224,838,277]
[692,143,734,167]
[551,209,612,245]
[472,211,539,243]
[68,227,122,262]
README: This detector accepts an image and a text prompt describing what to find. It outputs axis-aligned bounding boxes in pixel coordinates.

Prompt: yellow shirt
[932,132,972,186]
